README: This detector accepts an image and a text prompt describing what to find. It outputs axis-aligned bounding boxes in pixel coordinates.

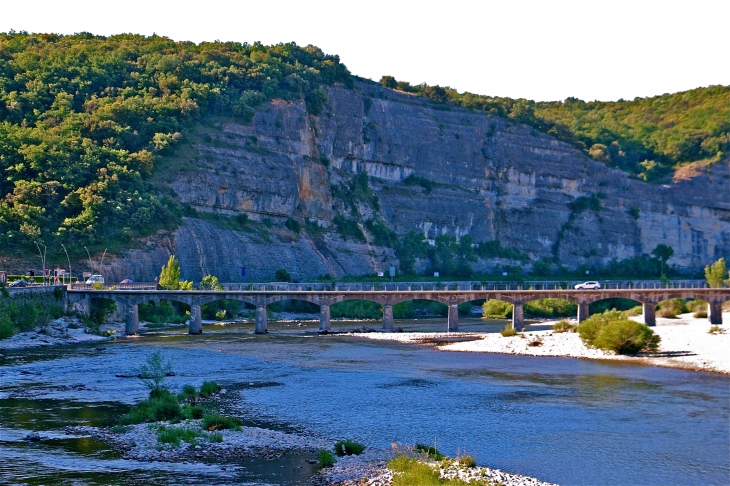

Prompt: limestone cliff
[107,83,730,282]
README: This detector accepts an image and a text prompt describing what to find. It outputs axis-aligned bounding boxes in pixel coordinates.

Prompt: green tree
[158,255,192,290]
[379,75,397,89]
[651,244,675,276]
[200,275,223,290]
[275,268,291,282]
[705,258,728,288]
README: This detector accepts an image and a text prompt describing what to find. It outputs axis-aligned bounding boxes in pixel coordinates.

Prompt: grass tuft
[319,449,336,468]
[201,413,242,431]
[499,325,517,337]
[334,440,366,456]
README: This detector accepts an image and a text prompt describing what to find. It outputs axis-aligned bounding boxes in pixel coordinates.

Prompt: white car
[575,281,601,290]
[85,275,105,285]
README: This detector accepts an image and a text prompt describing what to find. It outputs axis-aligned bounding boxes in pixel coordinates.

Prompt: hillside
[0,32,728,280]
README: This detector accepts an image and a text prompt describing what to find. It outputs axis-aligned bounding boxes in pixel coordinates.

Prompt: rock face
[108,82,730,282]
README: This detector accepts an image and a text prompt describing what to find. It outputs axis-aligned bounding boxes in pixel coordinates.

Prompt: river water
[1,318,729,485]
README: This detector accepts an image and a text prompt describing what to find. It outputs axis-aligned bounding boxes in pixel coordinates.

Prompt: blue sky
[2,0,728,101]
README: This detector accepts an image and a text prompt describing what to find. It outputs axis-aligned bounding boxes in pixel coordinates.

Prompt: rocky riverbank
[0,316,117,351]
[352,312,730,374]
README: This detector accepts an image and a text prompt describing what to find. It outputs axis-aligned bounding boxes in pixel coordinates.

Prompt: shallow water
[1,318,729,485]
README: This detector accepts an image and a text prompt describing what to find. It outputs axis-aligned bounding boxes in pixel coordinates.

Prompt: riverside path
[65,283,730,336]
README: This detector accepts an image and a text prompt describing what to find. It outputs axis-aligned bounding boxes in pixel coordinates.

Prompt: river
[1,318,729,485]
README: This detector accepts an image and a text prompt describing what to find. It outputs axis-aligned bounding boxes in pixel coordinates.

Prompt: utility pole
[61,244,72,286]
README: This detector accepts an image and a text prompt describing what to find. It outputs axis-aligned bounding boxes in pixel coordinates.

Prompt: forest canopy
[379,76,729,181]
[0,32,351,255]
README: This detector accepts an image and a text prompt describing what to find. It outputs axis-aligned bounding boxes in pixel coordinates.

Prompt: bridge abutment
[643,302,656,327]
[708,302,723,325]
[578,303,590,323]
[512,303,524,331]
[319,305,331,331]
[382,304,394,332]
[255,306,268,334]
[124,304,139,335]
[448,304,459,332]
[189,305,203,334]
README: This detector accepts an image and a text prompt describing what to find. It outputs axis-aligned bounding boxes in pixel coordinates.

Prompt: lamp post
[34,241,46,286]
[99,248,107,280]
[84,246,93,275]
[61,244,72,286]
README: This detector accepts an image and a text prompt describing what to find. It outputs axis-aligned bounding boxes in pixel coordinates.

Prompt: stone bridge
[66,288,730,336]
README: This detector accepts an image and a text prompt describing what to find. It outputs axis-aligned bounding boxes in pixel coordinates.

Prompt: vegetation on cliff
[0,32,351,257]
[379,76,729,181]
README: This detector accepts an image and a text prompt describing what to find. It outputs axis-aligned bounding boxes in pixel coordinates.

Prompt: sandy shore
[351,312,730,374]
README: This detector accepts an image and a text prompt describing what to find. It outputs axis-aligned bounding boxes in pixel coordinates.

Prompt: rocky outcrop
[107,82,730,282]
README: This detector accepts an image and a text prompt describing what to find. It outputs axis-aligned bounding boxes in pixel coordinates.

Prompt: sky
[2,0,728,102]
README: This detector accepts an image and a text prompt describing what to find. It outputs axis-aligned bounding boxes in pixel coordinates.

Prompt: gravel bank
[351,312,730,374]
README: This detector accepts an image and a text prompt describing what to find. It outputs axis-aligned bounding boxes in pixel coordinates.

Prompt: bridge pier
[382,304,394,332]
[643,302,656,327]
[255,306,268,334]
[189,305,203,334]
[708,302,723,325]
[448,304,459,332]
[319,304,331,331]
[577,303,590,323]
[124,304,139,335]
[512,303,524,331]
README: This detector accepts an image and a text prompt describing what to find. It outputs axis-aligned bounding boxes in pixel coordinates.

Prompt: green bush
[181,405,205,420]
[456,455,477,468]
[694,311,708,318]
[578,310,660,355]
[178,384,198,403]
[275,268,291,282]
[0,315,15,339]
[500,325,517,337]
[482,300,512,319]
[199,381,221,397]
[657,298,687,318]
[319,449,336,468]
[119,389,183,425]
[525,298,576,318]
[334,440,366,456]
[553,320,577,333]
[201,414,242,431]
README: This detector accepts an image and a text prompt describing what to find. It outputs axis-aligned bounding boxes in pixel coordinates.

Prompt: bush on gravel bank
[578,310,660,355]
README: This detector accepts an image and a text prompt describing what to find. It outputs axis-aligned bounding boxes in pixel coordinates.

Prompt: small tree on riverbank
[138,351,173,392]
[704,258,729,288]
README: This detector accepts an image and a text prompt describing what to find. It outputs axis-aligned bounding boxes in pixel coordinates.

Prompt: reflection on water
[1,318,729,485]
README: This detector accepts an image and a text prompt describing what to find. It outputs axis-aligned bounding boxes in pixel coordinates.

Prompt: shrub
[694,311,708,318]
[199,381,221,397]
[500,325,517,337]
[202,414,242,431]
[414,444,444,461]
[334,440,366,456]
[181,405,205,419]
[657,298,687,318]
[708,326,725,335]
[0,315,15,339]
[527,336,543,347]
[622,306,643,317]
[553,320,577,333]
[482,300,512,319]
[319,449,336,468]
[138,352,173,391]
[456,455,477,468]
[686,300,707,313]
[119,389,183,425]
[178,384,198,404]
[579,310,660,355]
[389,456,442,486]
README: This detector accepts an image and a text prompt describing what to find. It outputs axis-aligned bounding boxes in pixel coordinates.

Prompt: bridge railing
[218,280,710,292]
[68,282,157,290]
